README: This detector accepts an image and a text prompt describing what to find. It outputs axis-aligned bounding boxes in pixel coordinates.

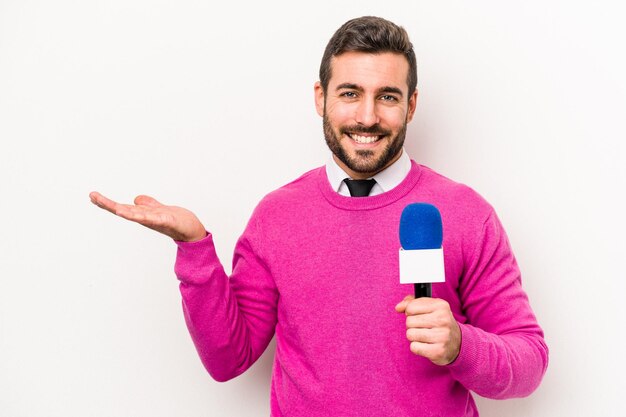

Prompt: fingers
[112,204,171,227]
[409,341,448,363]
[406,303,451,329]
[405,297,447,316]
[134,195,162,207]
[90,191,138,220]
[395,295,448,315]
[90,192,162,216]
[399,296,461,365]
[394,294,414,313]
[89,191,205,241]
[89,191,121,215]
[406,327,442,344]
[89,191,168,227]
[406,314,435,329]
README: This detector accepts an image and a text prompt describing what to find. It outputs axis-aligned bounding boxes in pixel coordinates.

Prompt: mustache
[340,124,391,136]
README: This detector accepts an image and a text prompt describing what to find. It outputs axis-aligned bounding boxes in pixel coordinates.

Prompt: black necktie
[343,178,377,197]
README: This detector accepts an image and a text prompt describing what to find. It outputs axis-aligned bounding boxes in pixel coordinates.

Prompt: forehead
[328,51,410,92]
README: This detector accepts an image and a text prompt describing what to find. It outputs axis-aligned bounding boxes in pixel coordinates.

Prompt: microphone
[399,203,445,298]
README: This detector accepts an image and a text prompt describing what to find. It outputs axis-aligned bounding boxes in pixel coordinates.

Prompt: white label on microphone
[399,248,445,284]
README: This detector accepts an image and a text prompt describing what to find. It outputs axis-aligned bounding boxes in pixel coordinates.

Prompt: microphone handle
[414,283,431,298]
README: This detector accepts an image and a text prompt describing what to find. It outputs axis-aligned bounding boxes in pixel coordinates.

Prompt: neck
[333,151,403,180]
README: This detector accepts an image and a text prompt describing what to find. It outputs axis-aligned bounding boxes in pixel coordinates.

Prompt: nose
[354,98,379,127]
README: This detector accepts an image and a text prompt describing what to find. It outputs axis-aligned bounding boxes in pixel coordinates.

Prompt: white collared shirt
[325,149,411,197]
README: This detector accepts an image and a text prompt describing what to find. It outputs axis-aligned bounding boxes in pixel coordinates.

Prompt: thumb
[395,294,415,313]
[134,195,162,207]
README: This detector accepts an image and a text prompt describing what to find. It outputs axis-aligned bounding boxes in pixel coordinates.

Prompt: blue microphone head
[399,203,443,250]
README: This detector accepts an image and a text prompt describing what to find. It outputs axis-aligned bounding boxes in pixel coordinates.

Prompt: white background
[1,1,624,416]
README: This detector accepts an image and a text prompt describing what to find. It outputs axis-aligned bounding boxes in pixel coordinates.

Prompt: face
[315,51,417,179]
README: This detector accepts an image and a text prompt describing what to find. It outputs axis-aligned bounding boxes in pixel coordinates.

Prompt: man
[90,16,548,416]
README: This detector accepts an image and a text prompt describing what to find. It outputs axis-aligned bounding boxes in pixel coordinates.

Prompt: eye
[380,94,398,102]
[340,91,358,98]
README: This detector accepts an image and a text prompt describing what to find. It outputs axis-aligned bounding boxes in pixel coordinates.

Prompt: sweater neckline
[317,161,423,210]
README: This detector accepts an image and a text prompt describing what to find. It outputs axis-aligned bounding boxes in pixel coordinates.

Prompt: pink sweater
[175,162,548,416]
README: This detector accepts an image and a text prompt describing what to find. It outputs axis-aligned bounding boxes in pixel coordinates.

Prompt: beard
[323,115,407,175]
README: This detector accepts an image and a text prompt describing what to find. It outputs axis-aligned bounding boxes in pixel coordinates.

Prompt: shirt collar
[325,149,411,196]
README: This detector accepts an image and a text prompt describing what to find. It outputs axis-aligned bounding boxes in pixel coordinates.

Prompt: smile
[347,133,383,144]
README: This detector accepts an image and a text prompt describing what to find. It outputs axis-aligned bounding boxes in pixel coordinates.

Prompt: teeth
[351,134,379,144]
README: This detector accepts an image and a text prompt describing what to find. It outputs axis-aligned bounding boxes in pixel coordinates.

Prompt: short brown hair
[319,16,417,96]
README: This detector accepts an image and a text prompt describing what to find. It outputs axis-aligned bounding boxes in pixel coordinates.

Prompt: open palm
[89,192,206,242]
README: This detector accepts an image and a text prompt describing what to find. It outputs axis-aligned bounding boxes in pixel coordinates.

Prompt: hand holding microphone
[395,295,461,365]
[396,203,460,365]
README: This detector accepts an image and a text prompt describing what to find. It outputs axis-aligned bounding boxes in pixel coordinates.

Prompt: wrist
[183,230,208,242]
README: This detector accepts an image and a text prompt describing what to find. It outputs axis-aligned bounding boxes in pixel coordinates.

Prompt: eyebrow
[335,83,404,98]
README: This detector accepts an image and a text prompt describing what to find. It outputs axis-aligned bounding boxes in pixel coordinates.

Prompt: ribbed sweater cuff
[174,232,219,285]
[445,322,483,377]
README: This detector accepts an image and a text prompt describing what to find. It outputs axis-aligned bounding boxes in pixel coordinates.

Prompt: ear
[314,81,325,117]
[406,88,418,123]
